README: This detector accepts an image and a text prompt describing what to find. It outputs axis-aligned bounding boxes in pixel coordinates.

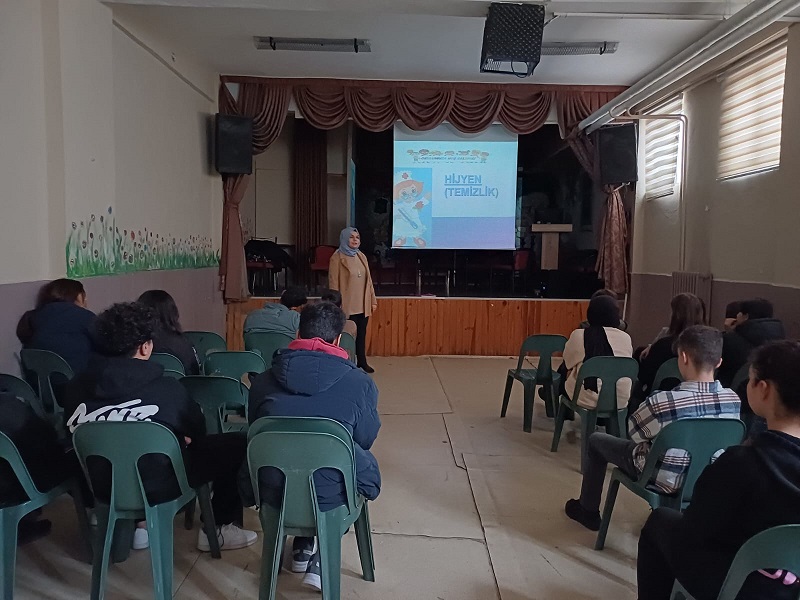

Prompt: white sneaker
[302,551,322,592]
[132,528,149,550]
[197,524,258,552]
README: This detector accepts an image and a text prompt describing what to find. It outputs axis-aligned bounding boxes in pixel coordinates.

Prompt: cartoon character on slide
[392,171,430,248]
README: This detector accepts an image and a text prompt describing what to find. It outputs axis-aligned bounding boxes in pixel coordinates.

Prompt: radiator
[671,271,713,312]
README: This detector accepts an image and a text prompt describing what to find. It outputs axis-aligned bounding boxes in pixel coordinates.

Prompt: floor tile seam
[369,531,486,543]
[428,356,456,413]
[173,551,202,597]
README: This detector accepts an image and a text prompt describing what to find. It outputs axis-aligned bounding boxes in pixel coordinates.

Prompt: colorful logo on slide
[406,148,490,163]
[392,170,432,248]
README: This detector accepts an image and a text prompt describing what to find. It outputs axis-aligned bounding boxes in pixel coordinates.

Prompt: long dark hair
[667,293,706,337]
[137,290,182,334]
[37,278,85,307]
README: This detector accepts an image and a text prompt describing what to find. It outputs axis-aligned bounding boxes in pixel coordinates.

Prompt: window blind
[718,38,787,180]
[644,95,683,199]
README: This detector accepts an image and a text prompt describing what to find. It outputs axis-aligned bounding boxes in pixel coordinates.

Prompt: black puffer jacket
[718,318,786,388]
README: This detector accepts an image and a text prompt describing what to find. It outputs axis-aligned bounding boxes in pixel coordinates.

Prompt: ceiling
[104,0,795,86]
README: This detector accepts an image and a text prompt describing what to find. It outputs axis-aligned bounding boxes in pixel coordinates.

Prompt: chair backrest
[515,335,567,381]
[717,524,800,600]
[639,418,745,503]
[72,421,191,512]
[0,430,45,501]
[247,417,358,527]
[180,376,248,435]
[204,351,266,380]
[0,373,45,419]
[162,369,184,380]
[652,358,684,392]
[730,362,751,396]
[183,331,227,358]
[19,349,74,414]
[310,245,337,269]
[149,353,185,375]
[572,356,639,413]
[339,332,357,363]
[243,331,295,363]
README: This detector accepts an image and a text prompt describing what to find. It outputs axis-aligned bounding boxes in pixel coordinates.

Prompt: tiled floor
[13,356,649,599]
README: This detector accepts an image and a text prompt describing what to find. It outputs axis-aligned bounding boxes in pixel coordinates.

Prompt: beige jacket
[328,251,377,318]
[563,327,633,409]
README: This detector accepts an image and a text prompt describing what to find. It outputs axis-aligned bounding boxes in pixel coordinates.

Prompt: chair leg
[196,486,221,559]
[183,499,195,530]
[551,401,567,452]
[70,481,93,562]
[500,375,514,418]
[354,502,375,581]
[522,382,534,433]
[1,510,20,600]
[146,507,176,600]
[580,412,598,475]
[318,513,342,600]
[541,379,555,419]
[257,504,284,600]
[595,478,621,550]
[92,509,117,600]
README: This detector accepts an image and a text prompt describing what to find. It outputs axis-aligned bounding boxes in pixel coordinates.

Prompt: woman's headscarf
[582,295,620,391]
[338,227,359,257]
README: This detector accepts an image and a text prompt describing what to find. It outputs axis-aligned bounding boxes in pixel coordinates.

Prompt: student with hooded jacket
[248,300,381,591]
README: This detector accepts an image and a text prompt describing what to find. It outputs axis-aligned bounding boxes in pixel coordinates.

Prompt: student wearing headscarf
[328,228,377,373]
[562,295,634,409]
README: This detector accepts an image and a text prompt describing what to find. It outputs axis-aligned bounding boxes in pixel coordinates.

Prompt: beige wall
[633,26,800,288]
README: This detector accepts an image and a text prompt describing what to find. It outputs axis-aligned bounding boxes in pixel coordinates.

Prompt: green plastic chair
[72,421,220,600]
[1,431,92,600]
[184,330,227,358]
[652,358,684,392]
[19,348,73,417]
[551,356,639,473]
[501,334,567,432]
[244,331,295,365]
[339,332,357,363]
[149,353,185,375]
[671,524,800,600]
[162,369,184,380]
[0,373,45,420]
[204,351,267,381]
[247,417,375,600]
[180,376,249,435]
[595,417,745,550]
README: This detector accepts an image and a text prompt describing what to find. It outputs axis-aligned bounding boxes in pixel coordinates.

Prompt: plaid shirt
[628,381,741,494]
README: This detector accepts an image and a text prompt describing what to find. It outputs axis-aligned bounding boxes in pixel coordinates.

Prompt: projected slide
[392,123,518,250]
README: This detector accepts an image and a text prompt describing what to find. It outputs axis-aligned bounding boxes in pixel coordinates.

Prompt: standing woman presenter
[328,228,377,373]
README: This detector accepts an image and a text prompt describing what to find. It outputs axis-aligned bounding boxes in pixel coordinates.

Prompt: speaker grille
[480,3,545,77]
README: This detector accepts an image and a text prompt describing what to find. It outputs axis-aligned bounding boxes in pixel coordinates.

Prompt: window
[644,95,684,199]
[718,37,787,180]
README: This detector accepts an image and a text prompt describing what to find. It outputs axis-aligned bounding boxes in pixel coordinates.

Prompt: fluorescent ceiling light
[254,37,371,53]
[541,42,619,55]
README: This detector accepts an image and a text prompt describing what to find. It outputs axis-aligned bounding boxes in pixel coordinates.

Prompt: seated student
[718,298,785,388]
[632,293,706,406]
[637,340,800,600]
[320,289,358,338]
[62,302,257,552]
[565,325,740,531]
[0,393,80,544]
[722,300,742,332]
[17,278,97,373]
[562,294,633,410]
[243,287,307,338]
[248,301,381,591]
[137,290,201,375]
[579,289,628,331]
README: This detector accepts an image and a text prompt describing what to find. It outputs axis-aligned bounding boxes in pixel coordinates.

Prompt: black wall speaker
[480,3,545,77]
[215,114,253,175]
[596,123,638,185]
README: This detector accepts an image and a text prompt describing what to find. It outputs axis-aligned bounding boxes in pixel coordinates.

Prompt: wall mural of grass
[66,206,219,278]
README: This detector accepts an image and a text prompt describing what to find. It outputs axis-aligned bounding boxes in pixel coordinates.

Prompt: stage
[226,296,589,357]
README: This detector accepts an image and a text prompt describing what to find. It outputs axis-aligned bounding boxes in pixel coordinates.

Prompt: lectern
[531,224,573,270]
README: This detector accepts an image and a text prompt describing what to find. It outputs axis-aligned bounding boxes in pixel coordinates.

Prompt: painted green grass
[66,207,219,278]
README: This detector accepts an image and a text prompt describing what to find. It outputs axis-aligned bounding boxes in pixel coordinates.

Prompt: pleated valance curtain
[217,77,626,301]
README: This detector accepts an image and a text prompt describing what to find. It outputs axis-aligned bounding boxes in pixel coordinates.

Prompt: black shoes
[564,499,601,532]
[359,364,375,374]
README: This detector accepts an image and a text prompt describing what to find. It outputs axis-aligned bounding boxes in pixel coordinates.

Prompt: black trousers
[349,313,370,367]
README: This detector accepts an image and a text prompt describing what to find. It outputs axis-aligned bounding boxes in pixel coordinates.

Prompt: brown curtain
[596,185,629,295]
[218,82,291,301]
[293,120,328,288]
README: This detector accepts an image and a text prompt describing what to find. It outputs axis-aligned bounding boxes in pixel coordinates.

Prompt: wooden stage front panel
[227,297,588,357]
